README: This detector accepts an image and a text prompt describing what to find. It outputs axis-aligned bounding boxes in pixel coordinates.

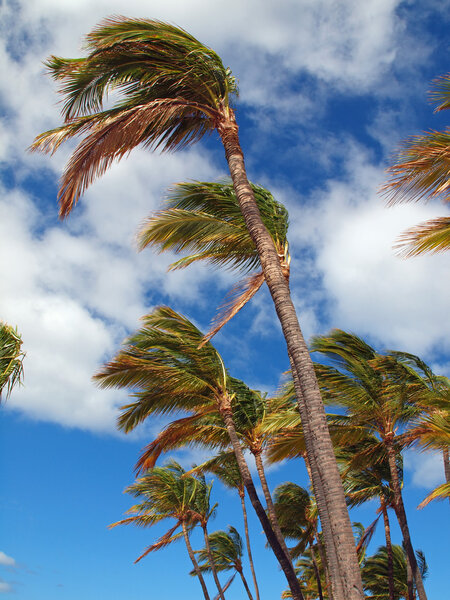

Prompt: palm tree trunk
[218,396,305,600]
[202,524,226,600]
[443,446,450,506]
[312,522,333,600]
[385,438,427,600]
[239,489,261,600]
[253,450,294,566]
[182,521,211,600]
[380,496,395,600]
[404,543,414,600]
[218,112,364,600]
[310,545,324,600]
[214,574,235,599]
[238,568,255,600]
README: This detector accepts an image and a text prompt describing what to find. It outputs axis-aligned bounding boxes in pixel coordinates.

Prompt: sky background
[1,0,449,598]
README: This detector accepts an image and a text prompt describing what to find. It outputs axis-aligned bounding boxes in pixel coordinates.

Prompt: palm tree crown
[0,322,25,401]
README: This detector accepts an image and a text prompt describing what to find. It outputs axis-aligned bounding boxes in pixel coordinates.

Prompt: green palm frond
[417,481,450,509]
[138,180,289,274]
[430,72,450,112]
[32,17,237,217]
[394,216,450,257]
[94,306,228,432]
[191,526,244,574]
[0,322,25,401]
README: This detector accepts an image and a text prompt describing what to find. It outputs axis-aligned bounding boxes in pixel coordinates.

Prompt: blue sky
[1,0,449,598]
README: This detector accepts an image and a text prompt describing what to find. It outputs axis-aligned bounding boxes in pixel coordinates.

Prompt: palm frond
[0,322,25,401]
[417,481,450,508]
[394,216,450,257]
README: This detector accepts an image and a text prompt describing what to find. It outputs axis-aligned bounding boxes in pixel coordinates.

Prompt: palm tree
[362,545,428,600]
[95,306,304,600]
[193,526,255,600]
[110,461,212,600]
[32,21,364,598]
[273,482,326,600]
[187,452,261,600]
[0,322,25,402]
[311,330,429,600]
[382,73,450,256]
[338,442,397,600]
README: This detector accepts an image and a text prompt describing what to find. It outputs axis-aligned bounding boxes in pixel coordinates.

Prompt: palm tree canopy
[138,180,289,274]
[94,306,228,432]
[0,322,25,401]
[110,460,214,561]
[31,17,238,217]
[191,526,244,574]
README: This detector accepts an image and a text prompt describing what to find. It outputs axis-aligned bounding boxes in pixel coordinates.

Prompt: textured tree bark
[380,496,395,600]
[218,112,363,600]
[219,398,305,600]
[312,521,333,600]
[253,450,294,566]
[385,439,427,600]
[239,489,261,600]
[202,524,226,600]
[182,520,211,600]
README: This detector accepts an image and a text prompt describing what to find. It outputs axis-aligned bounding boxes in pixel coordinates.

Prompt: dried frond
[394,216,450,257]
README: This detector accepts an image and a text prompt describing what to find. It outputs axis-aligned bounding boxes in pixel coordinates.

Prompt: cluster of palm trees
[31,16,449,600]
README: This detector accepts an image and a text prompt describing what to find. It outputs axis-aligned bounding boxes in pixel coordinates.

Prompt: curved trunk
[310,544,324,600]
[182,521,211,600]
[380,496,395,600]
[239,489,261,600]
[253,450,294,566]
[219,397,305,600]
[202,523,226,600]
[218,112,364,600]
[238,567,255,600]
[385,438,427,600]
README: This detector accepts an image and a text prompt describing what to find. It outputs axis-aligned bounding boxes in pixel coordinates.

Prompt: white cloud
[287,141,450,358]
[0,552,16,568]
[405,449,445,489]
[0,580,12,594]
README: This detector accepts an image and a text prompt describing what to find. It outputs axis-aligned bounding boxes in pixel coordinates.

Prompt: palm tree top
[138,180,290,274]
[31,17,238,217]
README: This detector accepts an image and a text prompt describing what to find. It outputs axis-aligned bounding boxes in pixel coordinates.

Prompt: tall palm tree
[110,461,212,600]
[32,21,364,598]
[311,330,428,600]
[95,306,304,599]
[192,526,255,600]
[382,73,450,256]
[0,322,25,402]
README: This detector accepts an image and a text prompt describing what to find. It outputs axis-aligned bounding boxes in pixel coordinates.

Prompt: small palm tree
[32,22,364,598]
[193,526,255,600]
[95,306,303,599]
[382,73,450,256]
[110,461,212,600]
[362,545,428,600]
[0,322,25,402]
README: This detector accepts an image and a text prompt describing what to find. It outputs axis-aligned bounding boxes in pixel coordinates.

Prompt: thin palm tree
[311,330,429,600]
[382,73,450,256]
[0,322,25,402]
[95,306,304,599]
[187,452,261,600]
[109,461,212,600]
[192,526,254,600]
[32,21,364,598]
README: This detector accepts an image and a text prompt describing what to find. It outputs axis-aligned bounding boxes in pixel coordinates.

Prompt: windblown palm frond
[395,217,450,256]
[138,180,290,343]
[417,481,450,508]
[0,322,25,401]
[31,17,237,217]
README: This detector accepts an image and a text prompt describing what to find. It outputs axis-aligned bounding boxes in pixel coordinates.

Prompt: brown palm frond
[417,482,450,509]
[394,216,450,257]
[134,521,183,563]
[199,271,265,348]
[382,129,450,205]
